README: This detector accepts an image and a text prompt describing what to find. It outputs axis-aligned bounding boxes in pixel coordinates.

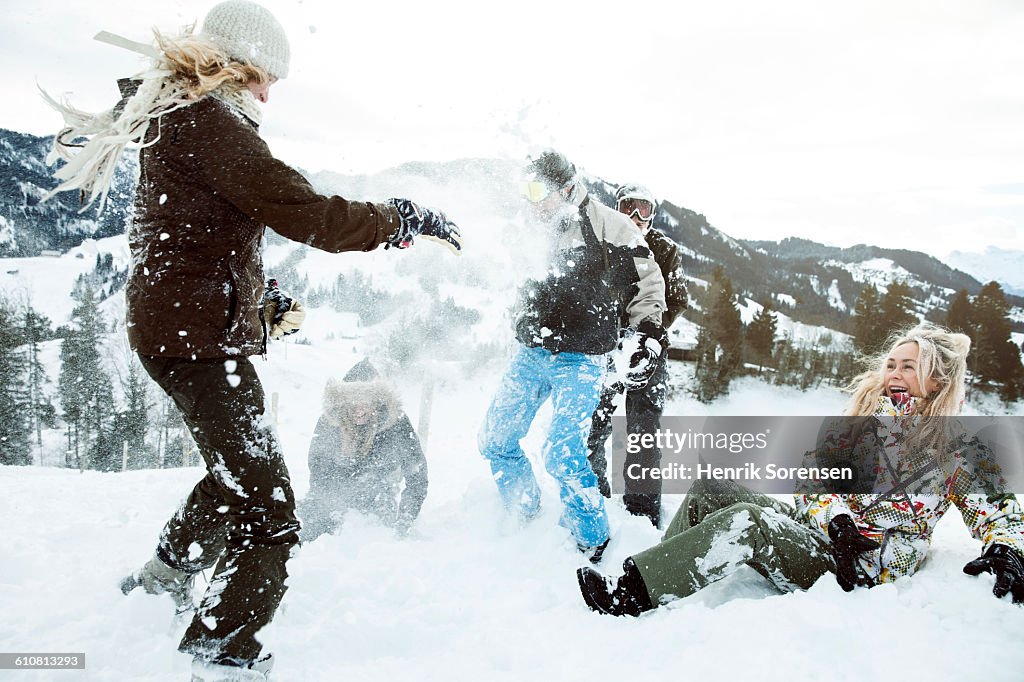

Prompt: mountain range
[2,126,1021,335]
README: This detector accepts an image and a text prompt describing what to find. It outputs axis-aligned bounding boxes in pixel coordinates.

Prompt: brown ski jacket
[126,95,401,359]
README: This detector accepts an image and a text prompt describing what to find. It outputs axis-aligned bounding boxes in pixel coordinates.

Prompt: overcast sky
[2,0,1022,261]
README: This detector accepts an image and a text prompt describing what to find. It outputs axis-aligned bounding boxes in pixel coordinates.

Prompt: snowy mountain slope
[3,346,1023,682]
[948,247,1024,296]
[737,297,853,350]
[0,235,128,324]
[0,128,136,258]
[746,237,1024,333]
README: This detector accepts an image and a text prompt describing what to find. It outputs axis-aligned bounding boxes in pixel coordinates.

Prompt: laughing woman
[577,323,1024,615]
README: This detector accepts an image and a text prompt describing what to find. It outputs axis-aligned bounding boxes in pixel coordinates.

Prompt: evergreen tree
[852,284,885,355]
[945,289,973,335]
[971,282,1024,401]
[693,267,743,403]
[117,357,152,469]
[22,303,54,452]
[746,301,778,374]
[58,285,115,470]
[0,298,31,465]
[880,281,917,337]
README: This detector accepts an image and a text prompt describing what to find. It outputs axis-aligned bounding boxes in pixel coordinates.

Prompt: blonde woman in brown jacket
[43,2,461,679]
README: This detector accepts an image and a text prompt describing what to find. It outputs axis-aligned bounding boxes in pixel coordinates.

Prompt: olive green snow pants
[631,478,835,604]
[140,355,300,665]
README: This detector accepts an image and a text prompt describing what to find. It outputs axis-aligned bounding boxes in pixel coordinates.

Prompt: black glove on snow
[620,320,668,391]
[963,544,1024,604]
[827,514,880,592]
[387,198,463,254]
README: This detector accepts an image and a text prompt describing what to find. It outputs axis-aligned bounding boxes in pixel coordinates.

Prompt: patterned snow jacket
[795,396,1024,585]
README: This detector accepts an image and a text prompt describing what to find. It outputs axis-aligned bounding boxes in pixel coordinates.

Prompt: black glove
[963,544,1024,604]
[619,320,667,391]
[387,198,463,254]
[827,514,880,592]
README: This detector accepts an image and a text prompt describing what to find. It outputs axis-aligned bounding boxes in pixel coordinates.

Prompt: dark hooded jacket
[301,360,428,535]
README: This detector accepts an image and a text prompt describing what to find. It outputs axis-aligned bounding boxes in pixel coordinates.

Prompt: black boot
[624,494,661,529]
[576,558,654,617]
[577,538,609,565]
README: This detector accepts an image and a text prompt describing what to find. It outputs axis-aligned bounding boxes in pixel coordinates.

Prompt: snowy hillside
[0,235,129,323]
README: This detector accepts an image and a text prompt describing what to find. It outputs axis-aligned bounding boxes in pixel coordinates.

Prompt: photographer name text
[626,462,853,482]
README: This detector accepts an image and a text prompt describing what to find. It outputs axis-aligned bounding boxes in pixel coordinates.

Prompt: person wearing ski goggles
[616,190,657,227]
[480,150,668,565]
[587,182,690,529]
[520,172,578,224]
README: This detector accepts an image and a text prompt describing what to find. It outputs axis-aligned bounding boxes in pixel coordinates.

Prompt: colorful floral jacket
[794,396,1024,585]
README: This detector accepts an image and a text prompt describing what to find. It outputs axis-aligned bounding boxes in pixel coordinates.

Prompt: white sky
[2,0,1023,261]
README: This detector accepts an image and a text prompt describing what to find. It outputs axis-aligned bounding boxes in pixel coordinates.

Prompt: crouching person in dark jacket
[298,360,428,541]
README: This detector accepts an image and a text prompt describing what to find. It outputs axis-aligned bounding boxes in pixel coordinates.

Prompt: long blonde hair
[846,322,971,417]
[41,25,269,211]
[154,26,271,100]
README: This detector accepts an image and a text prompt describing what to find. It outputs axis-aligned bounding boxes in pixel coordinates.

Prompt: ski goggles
[520,180,572,203]
[617,198,655,221]
[521,180,552,203]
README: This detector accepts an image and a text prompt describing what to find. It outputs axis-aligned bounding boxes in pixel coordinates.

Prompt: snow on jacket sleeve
[307,416,341,495]
[164,98,401,253]
[952,493,1024,555]
[388,415,428,525]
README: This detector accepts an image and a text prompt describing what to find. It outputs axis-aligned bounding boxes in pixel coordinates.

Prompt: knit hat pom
[200,0,290,79]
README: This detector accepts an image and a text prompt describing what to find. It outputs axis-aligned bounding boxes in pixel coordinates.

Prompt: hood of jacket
[321,376,403,437]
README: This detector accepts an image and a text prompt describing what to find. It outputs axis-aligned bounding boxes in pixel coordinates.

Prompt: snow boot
[576,557,654,617]
[191,654,274,682]
[120,553,195,614]
[577,538,609,565]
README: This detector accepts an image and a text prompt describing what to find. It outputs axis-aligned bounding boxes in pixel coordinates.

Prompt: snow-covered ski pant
[587,355,669,526]
[139,355,300,665]
[478,344,609,548]
[631,478,834,604]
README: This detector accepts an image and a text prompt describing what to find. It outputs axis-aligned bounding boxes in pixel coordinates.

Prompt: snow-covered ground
[2,155,1023,680]
[2,341,1024,682]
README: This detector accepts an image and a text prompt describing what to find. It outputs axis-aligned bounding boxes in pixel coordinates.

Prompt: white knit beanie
[200,0,290,79]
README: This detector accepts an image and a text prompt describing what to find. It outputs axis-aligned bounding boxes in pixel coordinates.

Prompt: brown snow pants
[139,354,300,665]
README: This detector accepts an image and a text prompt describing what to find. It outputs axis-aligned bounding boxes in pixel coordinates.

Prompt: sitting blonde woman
[577,323,1024,615]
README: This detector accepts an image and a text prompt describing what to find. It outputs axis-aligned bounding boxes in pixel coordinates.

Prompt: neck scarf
[210,85,263,127]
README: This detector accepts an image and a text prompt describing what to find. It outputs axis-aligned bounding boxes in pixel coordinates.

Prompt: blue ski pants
[478,344,609,547]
